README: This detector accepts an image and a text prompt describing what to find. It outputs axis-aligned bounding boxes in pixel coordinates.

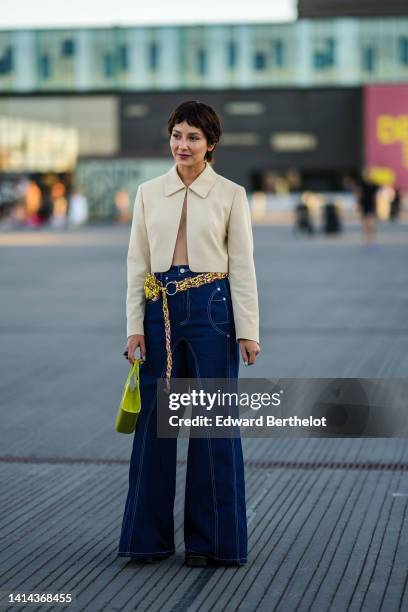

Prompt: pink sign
[364,84,408,191]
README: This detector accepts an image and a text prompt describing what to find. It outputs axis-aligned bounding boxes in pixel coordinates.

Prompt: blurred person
[322,201,342,234]
[25,180,42,228]
[51,181,65,200]
[50,196,68,230]
[114,189,131,223]
[286,168,302,192]
[118,100,260,568]
[265,171,289,194]
[68,187,88,227]
[389,187,401,221]
[344,172,378,247]
[50,181,68,229]
[293,191,316,235]
[376,184,394,220]
[294,201,314,235]
[0,176,27,229]
[38,190,54,226]
[356,170,378,246]
[10,203,26,226]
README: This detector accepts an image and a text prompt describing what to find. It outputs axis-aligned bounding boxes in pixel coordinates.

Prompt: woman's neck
[176,160,207,187]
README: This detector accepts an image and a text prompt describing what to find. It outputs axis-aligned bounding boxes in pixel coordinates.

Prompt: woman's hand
[126,334,146,365]
[238,339,261,366]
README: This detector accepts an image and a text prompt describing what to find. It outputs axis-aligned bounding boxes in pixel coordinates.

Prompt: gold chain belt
[143,271,228,392]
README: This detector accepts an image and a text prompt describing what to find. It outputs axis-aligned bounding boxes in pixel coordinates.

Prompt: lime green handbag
[115,359,142,434]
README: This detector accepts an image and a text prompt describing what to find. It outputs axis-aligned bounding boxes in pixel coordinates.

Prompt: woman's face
[170,121,214,167]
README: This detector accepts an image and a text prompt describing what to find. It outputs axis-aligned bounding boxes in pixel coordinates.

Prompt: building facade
[0,19,408,93]
[0,19,407,216]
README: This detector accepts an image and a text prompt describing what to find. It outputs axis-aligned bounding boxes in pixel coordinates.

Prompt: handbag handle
[122,359,140,397]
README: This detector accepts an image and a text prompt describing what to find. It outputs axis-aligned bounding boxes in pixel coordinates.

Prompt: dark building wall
[120,88,362,190]
[298,0,408,18]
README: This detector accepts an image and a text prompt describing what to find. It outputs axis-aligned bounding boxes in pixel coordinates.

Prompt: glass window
[227,41,236,68]
[222,133,260,146]
[197,49,206,75]
[39,55,51,78]
[326,38,335,65]
[272,39,285,67]
[149,42,158,70]
[119,45,128,70]
[313,38,335,70]
[362,46,376,72]
[313,51,325,69]
[254,52,266,70]
[103,53,114,77]
[398,37,408,65]
[0,46,13,74]
[224,101,265,115]
[61,39,75,57]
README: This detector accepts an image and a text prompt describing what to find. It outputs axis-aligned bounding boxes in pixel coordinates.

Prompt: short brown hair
[167,100,222,163]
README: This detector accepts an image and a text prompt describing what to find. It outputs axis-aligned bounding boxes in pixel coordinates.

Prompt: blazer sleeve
[227,186,260,344]
[126,185,150,338]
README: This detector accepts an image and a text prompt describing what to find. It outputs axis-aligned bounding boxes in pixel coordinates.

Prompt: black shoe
[138,556,156,564]
[185,552,247,567]
[185,554,210,567]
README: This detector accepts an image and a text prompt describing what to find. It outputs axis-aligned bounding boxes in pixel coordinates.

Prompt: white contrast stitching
[207,284,231,336]
[181,337,202,382]
[207,434,219,557]
[231,436,240,561]
[124,338,182,551]
[118,548,175,555]
[125,388,155,551]
[179,289,191,325]
[185,548,247,563]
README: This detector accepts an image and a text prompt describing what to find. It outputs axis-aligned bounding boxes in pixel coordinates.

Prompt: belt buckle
[165,281,178,296]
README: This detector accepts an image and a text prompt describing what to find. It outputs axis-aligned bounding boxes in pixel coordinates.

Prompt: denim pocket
[208,284,230,325]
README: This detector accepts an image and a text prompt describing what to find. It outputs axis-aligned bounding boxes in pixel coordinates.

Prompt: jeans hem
[117,548,175,559]
[185,549,247,565]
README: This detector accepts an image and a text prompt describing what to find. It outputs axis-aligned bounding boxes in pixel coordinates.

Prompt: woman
[354,170,378,246]
[117,100,260,567]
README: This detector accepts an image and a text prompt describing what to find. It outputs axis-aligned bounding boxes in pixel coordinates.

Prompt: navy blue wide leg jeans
[117,265,248,564]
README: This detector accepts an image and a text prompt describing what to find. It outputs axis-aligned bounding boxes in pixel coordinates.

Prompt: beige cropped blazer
[126,161,259,343]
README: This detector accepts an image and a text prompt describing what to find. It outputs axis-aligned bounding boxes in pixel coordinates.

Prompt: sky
[0,0,297,29]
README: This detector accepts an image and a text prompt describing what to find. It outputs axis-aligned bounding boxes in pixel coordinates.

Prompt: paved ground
[0,221,407,611]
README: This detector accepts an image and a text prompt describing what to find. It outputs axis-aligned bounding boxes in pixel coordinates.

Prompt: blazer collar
[164,161,218,198]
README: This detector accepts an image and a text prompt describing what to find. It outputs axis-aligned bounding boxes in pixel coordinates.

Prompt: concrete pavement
[0,221,407,611]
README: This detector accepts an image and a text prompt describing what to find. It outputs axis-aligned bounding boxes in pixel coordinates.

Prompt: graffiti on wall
[75,158,171,220]
[364,85,408,191]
